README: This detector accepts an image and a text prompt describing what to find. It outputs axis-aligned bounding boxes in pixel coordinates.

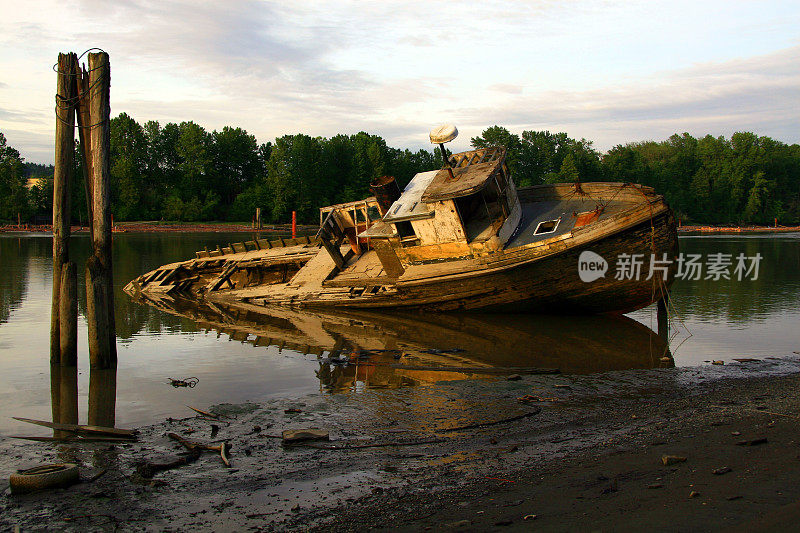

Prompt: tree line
[472,126,800,225]
[2,119,799,225]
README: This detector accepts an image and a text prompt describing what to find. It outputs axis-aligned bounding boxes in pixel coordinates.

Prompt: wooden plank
[10,435,135,443]
[12,417,136,437]
[321,240,345,269]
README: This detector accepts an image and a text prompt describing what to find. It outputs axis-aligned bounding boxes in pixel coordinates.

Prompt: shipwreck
[125,125,678,313]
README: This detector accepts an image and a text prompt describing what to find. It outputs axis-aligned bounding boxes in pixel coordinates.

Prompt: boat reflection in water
[134,294,673,393]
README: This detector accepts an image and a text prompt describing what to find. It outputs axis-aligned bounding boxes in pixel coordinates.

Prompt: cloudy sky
[1,0,798,164]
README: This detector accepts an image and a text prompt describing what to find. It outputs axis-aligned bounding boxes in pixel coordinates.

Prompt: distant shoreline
[0,221,319,234]
[678,225,800,234]
[3,222,799,235]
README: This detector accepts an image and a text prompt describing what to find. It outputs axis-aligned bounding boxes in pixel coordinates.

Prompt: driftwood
[13,416,136,438]
[168,432,231,467]
[292,410,543,450]
[296,437,447,450]
[135,450,201,479]
[10,435,134,443]
[187,406,221,419]
[437,407,542,433]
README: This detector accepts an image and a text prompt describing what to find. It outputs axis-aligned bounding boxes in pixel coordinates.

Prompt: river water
[0,232,798,435]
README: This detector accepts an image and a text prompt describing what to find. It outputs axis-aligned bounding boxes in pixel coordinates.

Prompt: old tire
[9,463,79,494]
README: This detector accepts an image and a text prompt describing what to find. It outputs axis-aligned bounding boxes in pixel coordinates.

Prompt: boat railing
[194,235,319,259]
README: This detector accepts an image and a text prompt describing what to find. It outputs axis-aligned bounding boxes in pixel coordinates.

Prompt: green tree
[556,153,580,183]
[109,113,148,220]
[0,132,28,221]
[209,126,261,216]
[266,134,323,222]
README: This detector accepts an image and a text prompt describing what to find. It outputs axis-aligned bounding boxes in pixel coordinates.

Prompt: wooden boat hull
[125,183,678,315]
[383,210,677,313]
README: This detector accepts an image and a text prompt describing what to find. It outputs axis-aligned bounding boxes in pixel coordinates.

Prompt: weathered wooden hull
[125,183,678,314]
[299,209,677,313]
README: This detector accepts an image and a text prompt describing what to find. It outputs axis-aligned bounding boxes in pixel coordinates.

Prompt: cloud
[1,128,53,163]
[489,84,524,94]
[0,107,48,123]
[460,45,800,149]
[3,0,800,162]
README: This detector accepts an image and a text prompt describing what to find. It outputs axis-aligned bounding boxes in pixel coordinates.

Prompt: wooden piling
[84,51,117,369]
[59,262,78,366]
[75,63,94,241]
[51,52,77,365]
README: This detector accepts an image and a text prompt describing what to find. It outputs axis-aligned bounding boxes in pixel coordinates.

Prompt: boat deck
[507,197,631,249]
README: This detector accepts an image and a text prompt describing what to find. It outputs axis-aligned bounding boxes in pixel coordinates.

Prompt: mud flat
[2,358,800,532]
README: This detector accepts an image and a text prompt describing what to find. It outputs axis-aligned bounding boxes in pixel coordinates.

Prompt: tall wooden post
[292,210,297,238]
[75,63,94,241]
[51,52,77,365]
[85,51,117,369]
[59,262,78,366]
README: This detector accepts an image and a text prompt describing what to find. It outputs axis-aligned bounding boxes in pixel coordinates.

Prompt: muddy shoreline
[2,360,800,531]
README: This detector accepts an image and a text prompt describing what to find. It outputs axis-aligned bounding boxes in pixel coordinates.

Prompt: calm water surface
[0,232,798,434]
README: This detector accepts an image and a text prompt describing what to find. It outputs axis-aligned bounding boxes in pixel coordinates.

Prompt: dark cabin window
[395,221,419,246]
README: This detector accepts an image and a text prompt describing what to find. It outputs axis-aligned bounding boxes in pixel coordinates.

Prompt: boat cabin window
[396,221,419,246]
[534,218,560,235]
[367,206,382,222]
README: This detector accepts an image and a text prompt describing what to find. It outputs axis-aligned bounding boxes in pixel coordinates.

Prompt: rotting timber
[125,133,678,314]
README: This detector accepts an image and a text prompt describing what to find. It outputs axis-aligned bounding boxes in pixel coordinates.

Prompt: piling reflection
[50,365,78,438]
[48,364,118,434]
[133,293,673,393]
[88,368,117,428]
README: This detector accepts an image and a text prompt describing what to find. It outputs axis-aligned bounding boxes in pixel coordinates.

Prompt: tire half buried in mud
[9,463,79,494]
